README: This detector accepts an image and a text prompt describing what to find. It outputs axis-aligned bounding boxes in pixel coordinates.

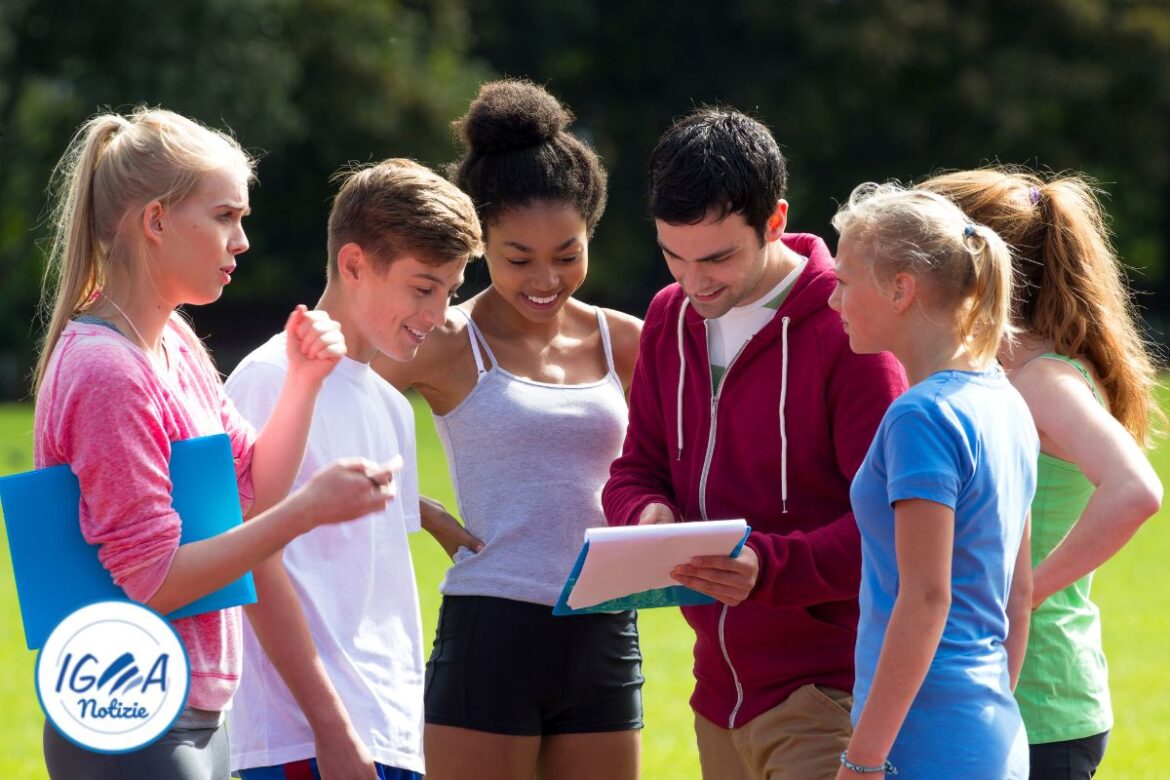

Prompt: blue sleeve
[882,405,967,510]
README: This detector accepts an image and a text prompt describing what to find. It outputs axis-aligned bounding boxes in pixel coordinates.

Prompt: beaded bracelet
[839,751,898,775]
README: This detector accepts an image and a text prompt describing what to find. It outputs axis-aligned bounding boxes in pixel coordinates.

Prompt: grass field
[1,390,1168,779]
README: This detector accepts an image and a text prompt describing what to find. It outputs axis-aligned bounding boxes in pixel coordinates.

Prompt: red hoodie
[603,233,907,729]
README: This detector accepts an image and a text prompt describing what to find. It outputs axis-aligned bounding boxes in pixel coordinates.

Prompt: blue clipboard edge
[0,433,257,650]
[553,525,752,616]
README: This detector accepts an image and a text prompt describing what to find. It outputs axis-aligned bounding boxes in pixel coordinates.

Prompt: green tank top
[1015,353,1113,743]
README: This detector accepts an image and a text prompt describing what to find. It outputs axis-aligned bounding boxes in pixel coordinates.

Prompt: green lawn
[1,390,1168,779]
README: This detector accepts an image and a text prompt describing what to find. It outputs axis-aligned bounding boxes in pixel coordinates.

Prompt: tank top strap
[595,308,617,377]
[452,307,497,377]
[1036,352,1106,406]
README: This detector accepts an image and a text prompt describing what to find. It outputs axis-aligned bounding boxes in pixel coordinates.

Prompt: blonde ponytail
[959,223,1014,364]
[33,107,254,395]
[34,115,128,394]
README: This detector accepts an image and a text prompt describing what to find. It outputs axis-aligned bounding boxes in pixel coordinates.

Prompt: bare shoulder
[600,306,644,390]
[1009,355,1111,446]
[601,307,643,352]
[1011,354,1101,408]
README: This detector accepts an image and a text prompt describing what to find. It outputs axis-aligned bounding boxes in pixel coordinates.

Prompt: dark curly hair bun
[450,79,607,234]
[459,79,573,154]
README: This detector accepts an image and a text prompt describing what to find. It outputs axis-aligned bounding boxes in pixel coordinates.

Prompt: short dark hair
[449,79,607,236]
[649,107,788,239]
[327,158,482,275]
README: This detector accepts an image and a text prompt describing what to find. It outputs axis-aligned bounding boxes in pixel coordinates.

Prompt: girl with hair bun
[920,168,1163,779]
[34,107,396,777]
[374,80,644,779]
[828,183,1036,779]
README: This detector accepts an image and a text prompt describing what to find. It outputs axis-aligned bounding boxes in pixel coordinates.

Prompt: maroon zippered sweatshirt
[603,233,907,728]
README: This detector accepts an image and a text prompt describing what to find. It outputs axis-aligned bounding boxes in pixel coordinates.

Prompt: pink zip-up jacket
[603,233,907,729]
[35,316,256,711]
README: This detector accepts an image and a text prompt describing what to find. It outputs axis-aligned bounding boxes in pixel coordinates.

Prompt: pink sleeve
[44,344,182,603]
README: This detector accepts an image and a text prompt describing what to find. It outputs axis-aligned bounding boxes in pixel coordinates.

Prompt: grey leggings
[43,716,229,779]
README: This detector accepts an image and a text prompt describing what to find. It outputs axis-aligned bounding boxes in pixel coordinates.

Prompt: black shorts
[1029,731,1109,779]
[424,595,644,736]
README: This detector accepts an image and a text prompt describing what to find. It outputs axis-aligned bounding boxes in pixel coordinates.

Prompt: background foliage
[2,0,1169,394]
[1,3,1169,775]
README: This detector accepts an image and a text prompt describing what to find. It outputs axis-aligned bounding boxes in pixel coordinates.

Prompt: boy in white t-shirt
[226,159,483,780]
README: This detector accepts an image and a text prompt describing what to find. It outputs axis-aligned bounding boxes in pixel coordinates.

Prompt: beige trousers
[694,684,853,780]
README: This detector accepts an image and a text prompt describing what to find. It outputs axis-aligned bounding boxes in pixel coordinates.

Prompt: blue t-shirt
[850,368,1038,779]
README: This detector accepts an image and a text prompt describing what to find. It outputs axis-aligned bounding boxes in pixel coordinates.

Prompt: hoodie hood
[677,233,838,340]
[673,233,838,510]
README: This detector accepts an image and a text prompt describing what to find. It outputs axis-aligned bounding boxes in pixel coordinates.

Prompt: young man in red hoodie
[602,108,907,779]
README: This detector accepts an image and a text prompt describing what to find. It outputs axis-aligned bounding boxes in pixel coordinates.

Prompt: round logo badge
[35,601,190,754]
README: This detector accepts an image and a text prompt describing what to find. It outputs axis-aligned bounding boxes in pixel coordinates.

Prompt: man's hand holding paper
[671,544,759,607]
[637,502,677,525]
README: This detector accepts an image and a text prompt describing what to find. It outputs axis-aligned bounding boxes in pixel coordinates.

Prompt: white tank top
[433,307,629,606]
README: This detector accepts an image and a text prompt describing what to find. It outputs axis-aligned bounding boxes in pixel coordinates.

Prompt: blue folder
[0,433,257,649]
[552,525,751,616]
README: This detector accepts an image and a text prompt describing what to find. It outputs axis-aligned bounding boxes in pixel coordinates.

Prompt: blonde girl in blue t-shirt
[828,183,1037,779]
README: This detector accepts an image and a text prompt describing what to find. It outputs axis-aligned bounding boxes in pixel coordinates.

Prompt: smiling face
[152,166,251,307]
[656,210,774,320]
[351,251,468,363]
[484,200,589,322]
[827,233,897,354]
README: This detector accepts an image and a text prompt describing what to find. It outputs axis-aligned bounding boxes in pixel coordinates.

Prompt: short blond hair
[327,158,482,275]
[832,182,1013,365]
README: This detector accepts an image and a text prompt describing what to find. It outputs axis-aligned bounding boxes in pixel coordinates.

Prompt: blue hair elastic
[963,224,977,238]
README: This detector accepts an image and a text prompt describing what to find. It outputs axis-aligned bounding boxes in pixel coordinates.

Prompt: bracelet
[840,751,898,775]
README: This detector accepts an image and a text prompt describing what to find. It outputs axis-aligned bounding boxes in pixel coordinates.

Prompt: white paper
[566,519,748,609]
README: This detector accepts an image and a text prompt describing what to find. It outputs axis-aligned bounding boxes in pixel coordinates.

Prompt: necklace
[97,291,170,371]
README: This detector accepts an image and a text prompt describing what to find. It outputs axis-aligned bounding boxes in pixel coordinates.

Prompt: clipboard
[553,519,751,615]
[0,433,257,649]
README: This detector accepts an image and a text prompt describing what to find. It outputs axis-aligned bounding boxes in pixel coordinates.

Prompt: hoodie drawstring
[779,316,790,513]
[676,298,690,460]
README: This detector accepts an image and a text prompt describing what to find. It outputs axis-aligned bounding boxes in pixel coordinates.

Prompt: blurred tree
[463,0,1170,346]
[2,0,1167,398]
[0,0,490,394]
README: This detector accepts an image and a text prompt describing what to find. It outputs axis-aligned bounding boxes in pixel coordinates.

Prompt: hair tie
[1029,186,1041,204]
[963,224,977,238]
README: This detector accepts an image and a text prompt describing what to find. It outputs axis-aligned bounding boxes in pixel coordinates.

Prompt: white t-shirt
[707,258,807,388]
[224,334,424,774]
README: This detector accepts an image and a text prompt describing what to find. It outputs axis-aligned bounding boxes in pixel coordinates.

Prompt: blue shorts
[235,758,420,780]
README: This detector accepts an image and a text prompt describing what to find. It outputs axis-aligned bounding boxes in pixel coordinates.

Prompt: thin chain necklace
[97,291,170,371]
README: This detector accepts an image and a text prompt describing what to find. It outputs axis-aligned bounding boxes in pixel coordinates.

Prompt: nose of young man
[682,268,726,308]
[421,297,446,329]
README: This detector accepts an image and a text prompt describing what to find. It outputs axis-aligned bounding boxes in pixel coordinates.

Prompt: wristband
[839,751,898,775]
